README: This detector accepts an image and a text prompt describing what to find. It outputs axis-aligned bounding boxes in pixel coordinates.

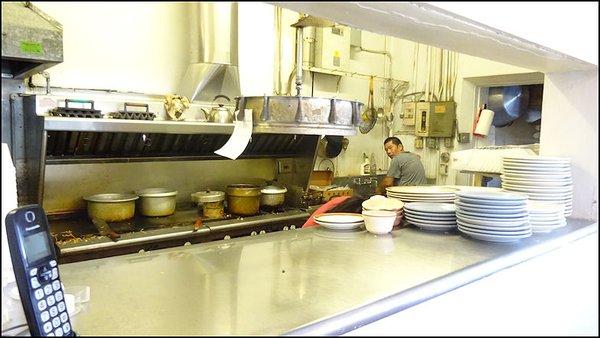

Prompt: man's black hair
[384,136,402,146]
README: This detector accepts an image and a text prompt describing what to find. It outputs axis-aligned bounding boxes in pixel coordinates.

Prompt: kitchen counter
[58,218,597,335]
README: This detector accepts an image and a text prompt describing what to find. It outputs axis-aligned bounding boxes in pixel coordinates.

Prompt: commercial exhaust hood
[1,2,63,79]
[179,2,240,102]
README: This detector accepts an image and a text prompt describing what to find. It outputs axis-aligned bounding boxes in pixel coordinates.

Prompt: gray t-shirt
[386,152,427,186]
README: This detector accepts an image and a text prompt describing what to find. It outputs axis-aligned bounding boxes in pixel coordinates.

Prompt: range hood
[1,2,63,79]
[179,2,240,103]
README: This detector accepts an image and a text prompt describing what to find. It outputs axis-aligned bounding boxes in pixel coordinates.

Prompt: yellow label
[434,105,446,113]
[333,50,340,57]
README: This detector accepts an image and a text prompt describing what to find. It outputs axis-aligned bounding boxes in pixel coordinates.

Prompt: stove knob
[259,230,266,235]
[184,242,191,246]
[283,226,289,231]
[290,225,296,230]
[224,235,231,240]
[250,231,257,236]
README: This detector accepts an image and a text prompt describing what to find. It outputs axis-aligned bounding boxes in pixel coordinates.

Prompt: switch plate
[444,137,453,148]
[426,138,438,149]
[277,159,293,174]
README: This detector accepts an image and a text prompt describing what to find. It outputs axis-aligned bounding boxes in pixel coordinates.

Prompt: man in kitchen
[375,136,427,195]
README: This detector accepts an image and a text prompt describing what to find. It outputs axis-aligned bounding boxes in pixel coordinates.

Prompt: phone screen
[23,231,52,264]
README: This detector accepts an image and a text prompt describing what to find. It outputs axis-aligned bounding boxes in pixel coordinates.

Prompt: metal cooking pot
[191,190,226,219]
[136,188,178,217]
[260,185,288,208]
[226,184,261,216]
[83,193,139,222]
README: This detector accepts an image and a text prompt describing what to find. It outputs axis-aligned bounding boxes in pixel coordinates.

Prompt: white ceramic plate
[454,204,527,215]
[403,211,456,220]
[315,220,364,231]
[403,202,456,213]
[456,190,528,201]
[502,155,571,162]
[315,213,364,223]
[502,183,573,192]
[501,176,573,186]
[405,215,457,225]
[456,213,529,226]
[458,227,532,243]
[502,161,571,168]
[455,208,529,219]
[440,186,504,193]
[501,172,572,180]
[454,200,527,211]
[456,196,527,206]
[412,223,457,231]
[386,186,459,194]
[457,221,531,233]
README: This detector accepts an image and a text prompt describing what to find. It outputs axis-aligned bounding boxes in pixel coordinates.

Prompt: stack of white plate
[314,213,364,231]
[441,185,504,193]
[501,155,573,217]
[455,191,532,243]
[386,186,458,203]
[527,201,567,233]
[403,202,456,231]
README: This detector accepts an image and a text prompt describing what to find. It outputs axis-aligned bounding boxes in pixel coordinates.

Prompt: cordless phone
[5,205,76,336]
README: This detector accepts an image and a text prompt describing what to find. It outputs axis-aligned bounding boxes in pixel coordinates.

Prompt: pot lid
[261,185,288,194]
[191,190,225,203]
[83,193,139,203]
[136,188,178,197]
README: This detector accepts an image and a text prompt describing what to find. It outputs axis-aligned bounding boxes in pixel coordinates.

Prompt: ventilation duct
[1,2,63,78]
[179,2,240,102]
[488,86,530,127]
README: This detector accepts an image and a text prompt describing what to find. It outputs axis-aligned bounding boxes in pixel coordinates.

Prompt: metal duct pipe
[295,27,304,96]
[179,2,241,102]
[488,86,530,127]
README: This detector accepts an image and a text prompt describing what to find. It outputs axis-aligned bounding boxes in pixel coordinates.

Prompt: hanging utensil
[359,76,377,134]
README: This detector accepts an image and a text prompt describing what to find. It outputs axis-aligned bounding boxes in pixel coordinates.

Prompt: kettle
[208,104,233,123]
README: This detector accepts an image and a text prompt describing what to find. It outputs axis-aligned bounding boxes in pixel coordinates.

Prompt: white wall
[539,70,598,220]
[427,2,599,66]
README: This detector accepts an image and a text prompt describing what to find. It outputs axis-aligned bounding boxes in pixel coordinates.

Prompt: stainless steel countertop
[59,218,597,335]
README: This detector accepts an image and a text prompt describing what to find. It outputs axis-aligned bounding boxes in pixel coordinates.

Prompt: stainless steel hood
[1,2,63,78]
[179,2,240,102]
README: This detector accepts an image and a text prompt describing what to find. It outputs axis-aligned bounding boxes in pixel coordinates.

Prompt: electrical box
[415,101,456,137]
[401,101,417,126]
[315,26,351,71]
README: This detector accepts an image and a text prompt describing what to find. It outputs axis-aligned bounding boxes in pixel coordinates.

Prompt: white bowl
[363,207,403,226]
[362,210,396,234]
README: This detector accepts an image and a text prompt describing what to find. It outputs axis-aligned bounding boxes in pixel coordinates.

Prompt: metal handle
[65,99,94,110]
[260,95,270,122]
[214,94,231,102]
[124,102,149,112]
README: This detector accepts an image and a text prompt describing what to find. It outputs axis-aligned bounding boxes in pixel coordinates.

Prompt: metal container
[236,95,363,126]
[83,193,139,222]
[191,190,226,219]
[226,184,261,216]
[260,185,288,208]
[135,188,178,217]
[209,104,233,123]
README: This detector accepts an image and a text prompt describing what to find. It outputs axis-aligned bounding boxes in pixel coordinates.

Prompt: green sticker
[20,41,44,55]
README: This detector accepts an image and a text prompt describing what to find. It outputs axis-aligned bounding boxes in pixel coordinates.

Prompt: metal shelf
[43,117,359,136]
[43,117,235,134]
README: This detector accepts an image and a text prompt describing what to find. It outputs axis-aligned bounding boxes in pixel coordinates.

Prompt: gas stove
[50,205,310,263]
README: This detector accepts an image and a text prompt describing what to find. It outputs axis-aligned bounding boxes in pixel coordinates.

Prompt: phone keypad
[29,259,72,336]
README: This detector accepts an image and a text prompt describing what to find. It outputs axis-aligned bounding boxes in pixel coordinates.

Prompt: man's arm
[375,176,395,195]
